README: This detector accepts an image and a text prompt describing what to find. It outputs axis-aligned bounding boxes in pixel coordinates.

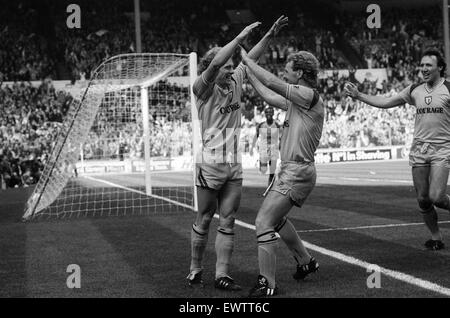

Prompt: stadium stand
[0,0,442,187]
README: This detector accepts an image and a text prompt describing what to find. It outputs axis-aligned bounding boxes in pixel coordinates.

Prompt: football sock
[215,227,234,279]
[257,230,279,288]
[276,218,311,265]
[190,224,209,273]
[420,206,442,241]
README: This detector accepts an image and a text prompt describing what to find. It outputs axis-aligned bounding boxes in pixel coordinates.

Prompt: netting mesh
[23,54,195,220]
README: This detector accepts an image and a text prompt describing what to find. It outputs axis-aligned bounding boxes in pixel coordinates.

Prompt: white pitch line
[318,176,412,184]
[297,221,450,233]
[316,159,409,166]
[319,176,450,185]
[215,214,450,297]
[83,176,195,211]
[81,176,450,296]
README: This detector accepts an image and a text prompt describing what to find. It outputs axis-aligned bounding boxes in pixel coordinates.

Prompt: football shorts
[409,141,450,168]
[196,163,243,190]
[266,161,316,207]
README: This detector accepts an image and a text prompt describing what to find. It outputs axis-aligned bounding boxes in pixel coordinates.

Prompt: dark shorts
[266,161,316,207]
[409,141,450,169]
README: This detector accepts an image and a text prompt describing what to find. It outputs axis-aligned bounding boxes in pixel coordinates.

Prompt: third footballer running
[345,49,450,251]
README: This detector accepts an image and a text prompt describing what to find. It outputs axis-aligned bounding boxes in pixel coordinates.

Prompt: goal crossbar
[23,53,199,220]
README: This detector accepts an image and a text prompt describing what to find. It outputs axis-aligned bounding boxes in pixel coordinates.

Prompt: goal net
[23,53,199,220]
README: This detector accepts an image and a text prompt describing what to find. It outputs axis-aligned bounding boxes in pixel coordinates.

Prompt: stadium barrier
[76,157,175,175]
[74,146,409,175]
[314,145,409,164]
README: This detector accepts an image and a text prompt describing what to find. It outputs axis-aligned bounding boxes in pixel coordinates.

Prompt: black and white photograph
[1,0,450,304]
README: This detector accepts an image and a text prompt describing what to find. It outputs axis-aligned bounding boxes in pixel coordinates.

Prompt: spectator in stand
[0,0,442,188]
[0,80,72,187]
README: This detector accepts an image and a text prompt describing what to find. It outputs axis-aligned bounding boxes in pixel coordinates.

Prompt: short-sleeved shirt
[397,79,450,144]
[195,63,246,163]
[280,85,324,162]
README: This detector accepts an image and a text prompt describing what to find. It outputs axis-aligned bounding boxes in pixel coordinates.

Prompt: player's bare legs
[260,160,276,189]
[214,179,242,290]
[428,166,450,212]
[276,217,311,266]
[254,190,311,289]
[188,186,217,285]
[268,160,276,186]
[259,161,268,175]
[412,167,442,244]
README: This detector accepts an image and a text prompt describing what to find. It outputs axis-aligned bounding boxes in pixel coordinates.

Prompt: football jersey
[256,121,280,155]
[195,63,245,163]
[280,85,324,162]
[398,79,450,144]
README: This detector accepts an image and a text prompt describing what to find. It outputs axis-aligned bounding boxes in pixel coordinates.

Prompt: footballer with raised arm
[344,49,450,250]
[241,48,323,297]
[188,16,288,291]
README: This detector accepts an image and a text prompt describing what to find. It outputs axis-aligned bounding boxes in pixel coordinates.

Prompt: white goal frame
[139,52,199,211]
[23,52,200,220]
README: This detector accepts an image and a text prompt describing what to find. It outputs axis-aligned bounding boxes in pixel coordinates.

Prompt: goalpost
[22,53,200,220]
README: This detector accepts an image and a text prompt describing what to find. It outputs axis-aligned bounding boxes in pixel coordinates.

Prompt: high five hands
[237,22,262,42]
[240,46,250,65]
[237,15,289,43]
[268,15,289,37]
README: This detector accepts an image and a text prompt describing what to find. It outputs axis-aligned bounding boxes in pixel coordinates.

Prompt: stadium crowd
[344,7,441,80]
[0,80,72,188]
[0,2,56,81]
[0,1,442,187]
[242,72,415,150]
[82,81,192,161]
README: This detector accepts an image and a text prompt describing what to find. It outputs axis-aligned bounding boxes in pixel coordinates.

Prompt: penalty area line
[83,176,195,211]
[297,221,450,233]
[318,176,412,184]
[217,215,450,297]
[316,159,408,166]
[81,175,450,296]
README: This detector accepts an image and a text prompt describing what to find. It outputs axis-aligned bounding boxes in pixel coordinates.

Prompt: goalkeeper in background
[250,107,281,187]
[188,16,288,291]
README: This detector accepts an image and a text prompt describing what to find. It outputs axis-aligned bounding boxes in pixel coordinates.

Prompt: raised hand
[236,21,262,42]
[268,15,288,36]
[344,82,359,98]
[239,46,250,64]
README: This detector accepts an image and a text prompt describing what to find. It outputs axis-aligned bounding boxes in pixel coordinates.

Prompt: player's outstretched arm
[246,69,288,111]
[247,15,288,62]
[344,82,405,109]
[241,48,290,102]
[194,22,261,96]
